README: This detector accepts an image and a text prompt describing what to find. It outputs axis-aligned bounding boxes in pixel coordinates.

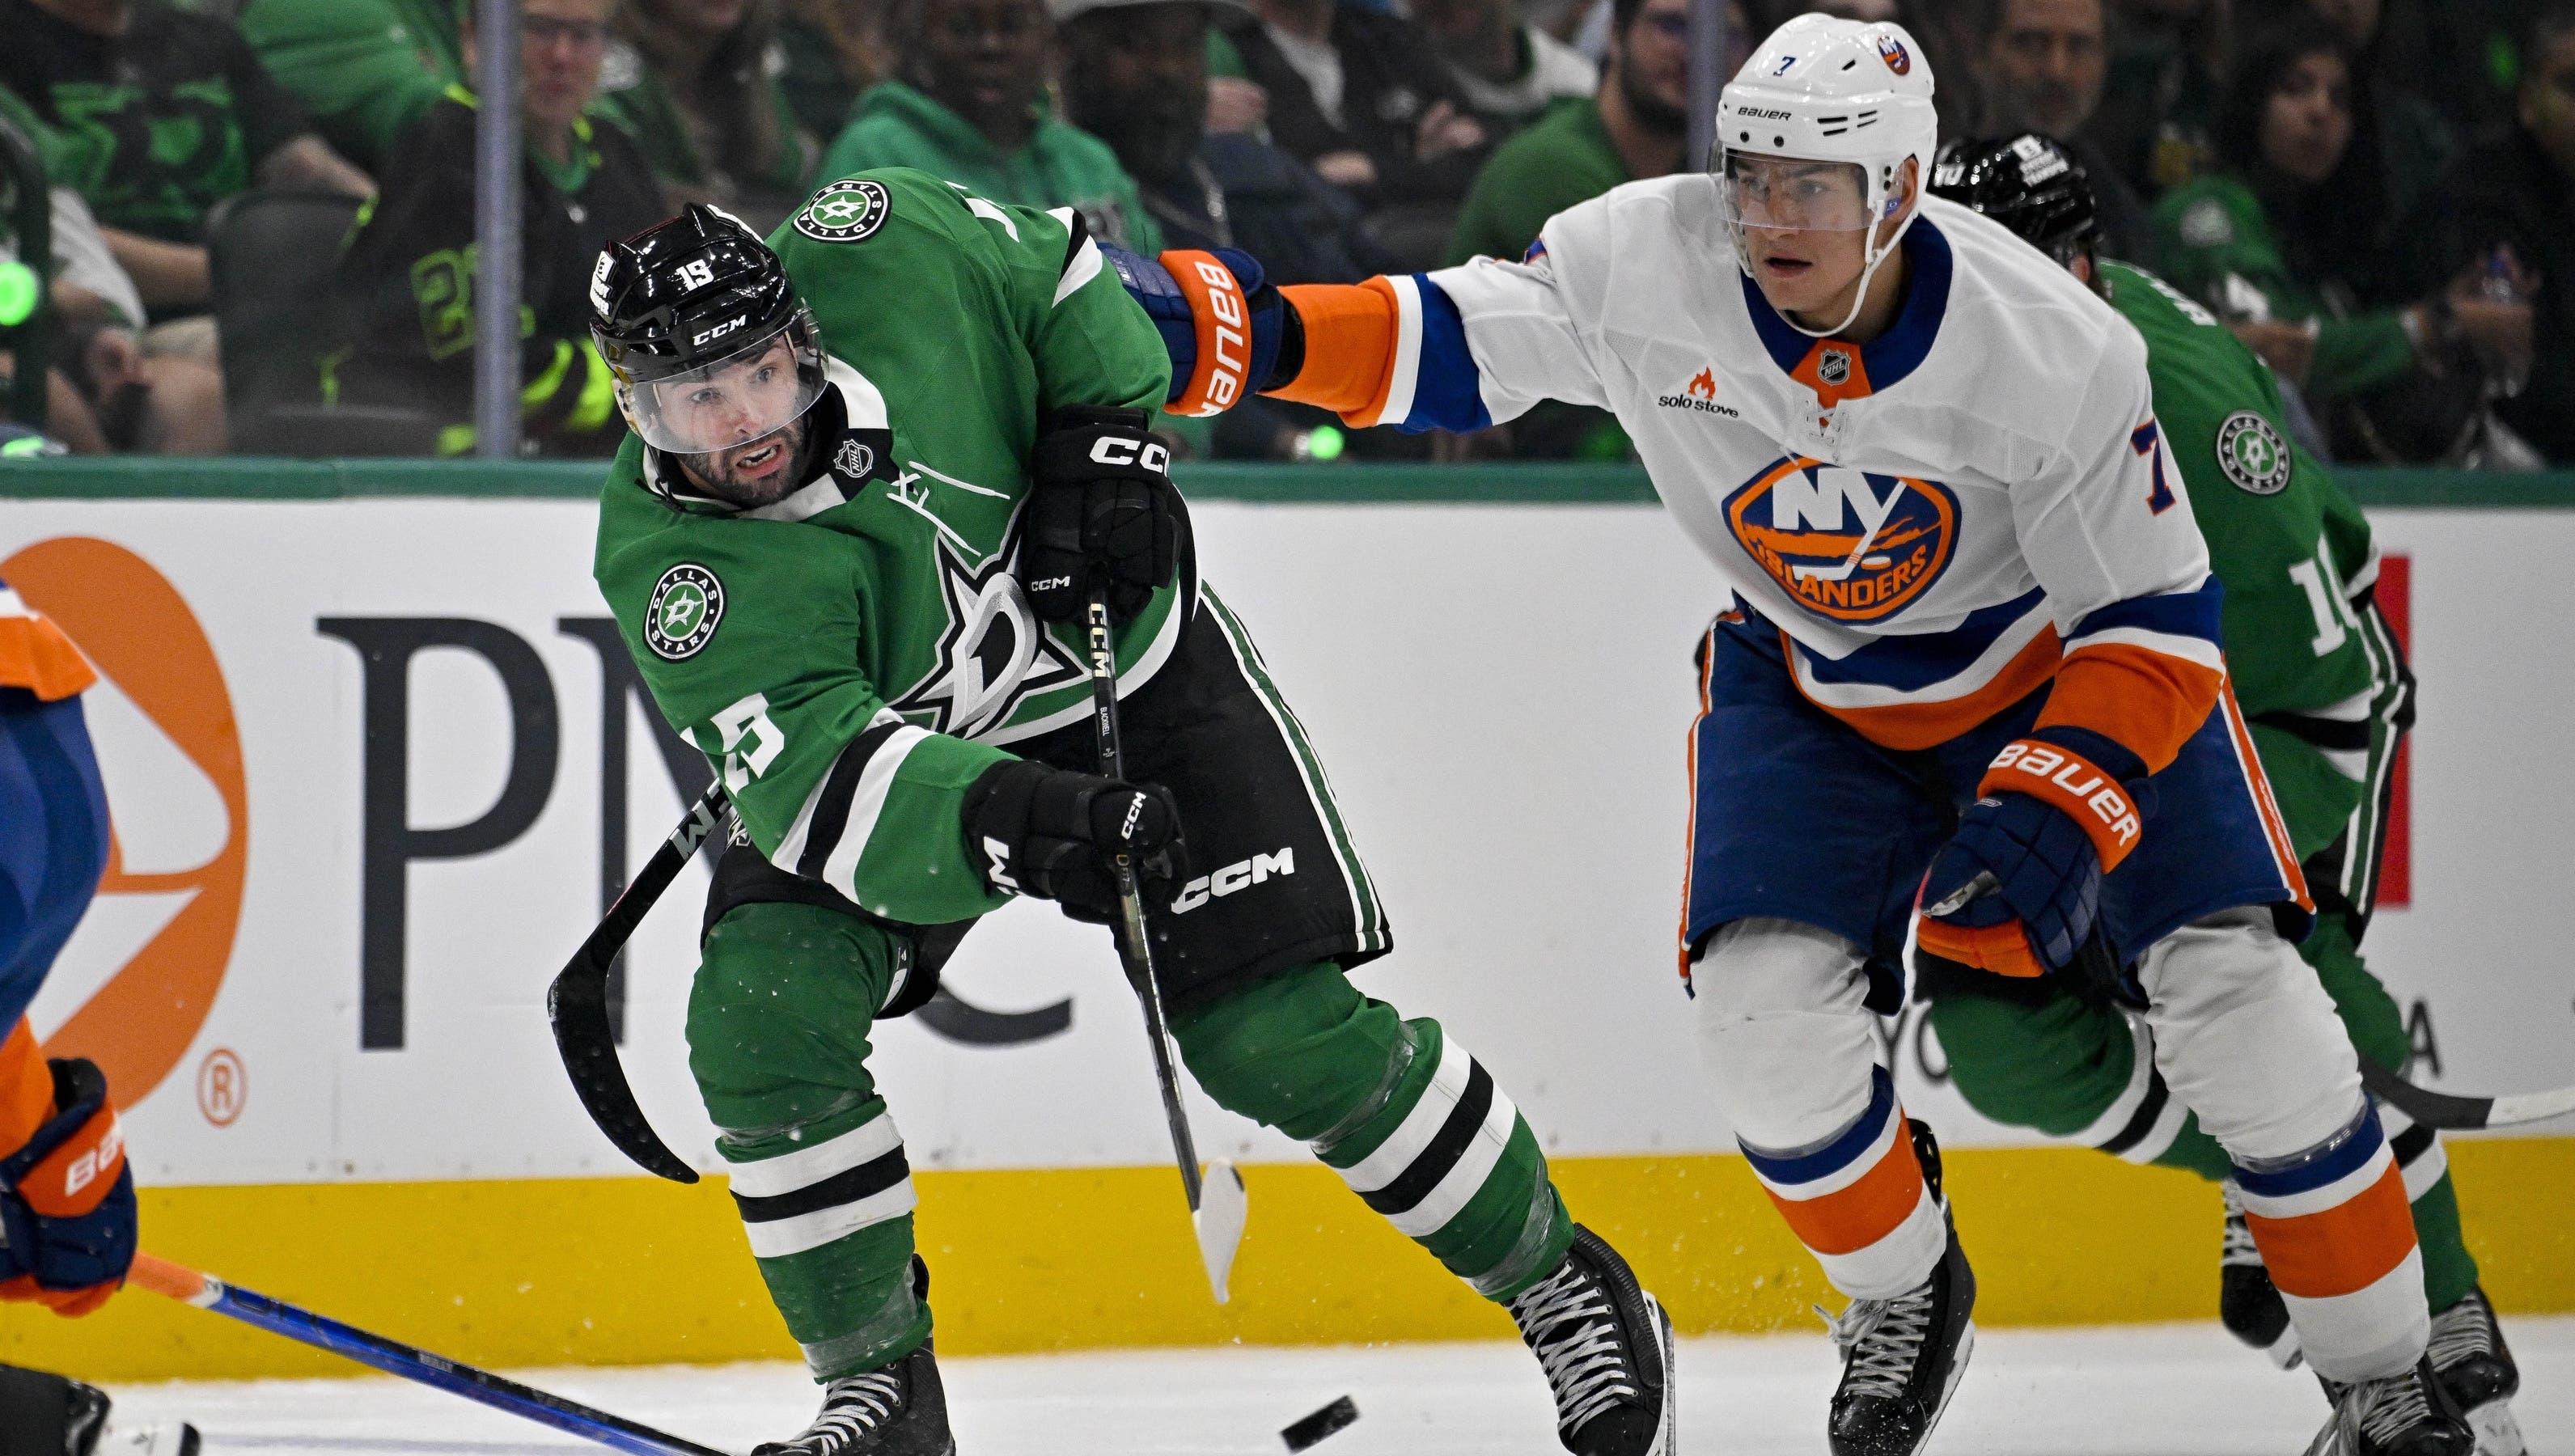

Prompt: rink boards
[1,476,2570,1378]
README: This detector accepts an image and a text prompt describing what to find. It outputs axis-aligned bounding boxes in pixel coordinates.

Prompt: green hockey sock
[1172,962,1575,1300]
[688,899,930,1380]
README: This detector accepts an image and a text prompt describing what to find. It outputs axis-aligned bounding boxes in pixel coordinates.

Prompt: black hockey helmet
[589,203,828,456]
[1929,134,2100,269]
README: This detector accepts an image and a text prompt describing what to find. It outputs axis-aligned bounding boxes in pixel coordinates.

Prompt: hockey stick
[129,1253,733,1456]
[2361,1060,2575,1132]
[547,780,732,1184]
[1084,592,1248,1304]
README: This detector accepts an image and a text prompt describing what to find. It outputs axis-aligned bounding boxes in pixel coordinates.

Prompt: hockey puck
[1281,1395,1359,1451]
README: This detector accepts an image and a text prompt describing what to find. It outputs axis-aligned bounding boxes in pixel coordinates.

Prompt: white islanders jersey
[1357,180,2223,752]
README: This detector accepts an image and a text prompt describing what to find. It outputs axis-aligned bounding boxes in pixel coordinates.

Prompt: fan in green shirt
[816,0,1158,252]
[237,0,464,171]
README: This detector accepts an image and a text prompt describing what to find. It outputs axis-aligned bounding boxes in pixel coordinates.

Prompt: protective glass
[616,312,829,455]
[1714,155,1878,234]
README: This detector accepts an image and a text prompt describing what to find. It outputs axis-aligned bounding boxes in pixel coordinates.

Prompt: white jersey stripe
[823,726,930,903]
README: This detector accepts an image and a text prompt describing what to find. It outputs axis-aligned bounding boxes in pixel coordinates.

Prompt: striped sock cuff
[2377,1101,2449,1201]
[1741,1068,1942,1297]
[1319,1030,1527,1242]
[2234,1102,2419,1305]
[728,1109,918,1259]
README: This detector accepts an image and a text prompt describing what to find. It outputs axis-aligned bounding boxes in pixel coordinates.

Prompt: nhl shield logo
[1875,35,1912,74]
[836,438,875,479]
[1818,349,1853,387]
[1723,457,1959,623]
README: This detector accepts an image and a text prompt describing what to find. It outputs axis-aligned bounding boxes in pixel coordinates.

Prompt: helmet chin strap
[1774,188,1920,341]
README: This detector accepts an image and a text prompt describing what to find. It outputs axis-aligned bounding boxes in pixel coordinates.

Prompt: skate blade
[2468,1398,2526,1456]
[1904,1319,1975,1456]
[1643,1293,1679,1456]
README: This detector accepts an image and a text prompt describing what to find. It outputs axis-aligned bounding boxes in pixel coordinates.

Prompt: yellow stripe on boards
[9,1140,2570,1383]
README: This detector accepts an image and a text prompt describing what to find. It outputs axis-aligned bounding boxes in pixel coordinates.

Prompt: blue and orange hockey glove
[1914,727,2154,981]
[1101,244,1290,417]
[0,1040,136,1318]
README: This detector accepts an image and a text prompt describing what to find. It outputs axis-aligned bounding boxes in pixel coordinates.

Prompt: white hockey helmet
[1714,13,1940,335]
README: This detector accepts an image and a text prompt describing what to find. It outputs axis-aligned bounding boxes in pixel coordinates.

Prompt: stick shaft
[1084,599,1205,1212]
[131,1255,731,1456]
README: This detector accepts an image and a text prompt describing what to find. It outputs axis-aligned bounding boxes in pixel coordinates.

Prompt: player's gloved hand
[1023,406,1188,625]
[1914,728,2154,981]
[963,759,1188,923]
[0,1056,137,1318]
[1100,243,1290,417]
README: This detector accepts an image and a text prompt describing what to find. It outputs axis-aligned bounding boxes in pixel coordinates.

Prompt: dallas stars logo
[644,563,724,660]
[794,179,892,244]
[886,535,1084,738]
[2217,410,2292,495]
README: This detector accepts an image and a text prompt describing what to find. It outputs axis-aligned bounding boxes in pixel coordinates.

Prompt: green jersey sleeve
[597,468,1017,926]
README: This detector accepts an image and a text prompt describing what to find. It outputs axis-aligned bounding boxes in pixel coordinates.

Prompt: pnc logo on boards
[4,538,246,1112]
[1722,456,1959,624]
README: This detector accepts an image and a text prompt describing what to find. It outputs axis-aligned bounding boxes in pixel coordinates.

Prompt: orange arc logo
[3,539,245,1109]
[1722,457,1960,624]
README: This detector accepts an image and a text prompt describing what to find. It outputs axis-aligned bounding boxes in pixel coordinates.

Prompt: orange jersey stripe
[2219,685,2315,912]
[2035,641,2224,773]
[1677,631,1718,980]
[2245,1162,2417,1300]
[1272,280,1400,420]
[0,617,97,701]
[1781,627,2063,752]
[1764,1132,1927,1256]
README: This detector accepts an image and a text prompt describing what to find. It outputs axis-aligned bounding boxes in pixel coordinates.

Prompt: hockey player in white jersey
[1105,12,2471,1455]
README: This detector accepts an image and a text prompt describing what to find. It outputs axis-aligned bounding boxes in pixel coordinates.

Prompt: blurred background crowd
[1,0,2570,466]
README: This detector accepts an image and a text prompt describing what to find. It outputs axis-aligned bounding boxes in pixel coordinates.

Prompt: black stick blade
[1281,1396,1358,1453]
[550,961,700,1184]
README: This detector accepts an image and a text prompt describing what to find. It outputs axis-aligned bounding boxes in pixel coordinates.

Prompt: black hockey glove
[1022,406,1188,625]
[962,759,1188,923]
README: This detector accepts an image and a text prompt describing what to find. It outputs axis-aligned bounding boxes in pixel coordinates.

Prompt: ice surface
[105,1319,2571,1455]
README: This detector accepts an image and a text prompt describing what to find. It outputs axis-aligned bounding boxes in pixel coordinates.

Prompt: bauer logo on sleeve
[795,180,892,243]
[646,564,726,659]
[2217,411,2293,495]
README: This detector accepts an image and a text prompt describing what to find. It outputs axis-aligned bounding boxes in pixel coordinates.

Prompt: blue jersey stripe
[1395,276,1493,434]
[2066,575,2225,650]
[1791,586,2048,692]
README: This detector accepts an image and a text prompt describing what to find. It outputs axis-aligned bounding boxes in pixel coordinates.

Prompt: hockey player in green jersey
[1929,134,2524,1454]
[584,190,1680,1456]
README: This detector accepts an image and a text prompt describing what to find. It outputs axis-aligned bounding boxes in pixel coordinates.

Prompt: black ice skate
[1505,1223,1677,1454]
[1820,1120,1976,1456]
[0,1369,199,1456]
[2220,1181,2303,1369]
[751,1342,951,1456]
[2428,1287,2523,1456]
[2304,1357,2475,1456]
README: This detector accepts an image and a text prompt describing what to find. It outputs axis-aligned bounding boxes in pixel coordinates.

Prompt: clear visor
[618,315,828,456]
[1715,154,1879,235]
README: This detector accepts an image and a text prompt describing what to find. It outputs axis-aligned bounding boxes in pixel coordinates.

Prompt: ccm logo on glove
[1089,436,1171,472]
[1984,739,2141,870]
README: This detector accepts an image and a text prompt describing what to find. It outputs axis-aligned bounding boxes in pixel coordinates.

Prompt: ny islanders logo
[1724,457,1959,623]
[1875,35,1912,74]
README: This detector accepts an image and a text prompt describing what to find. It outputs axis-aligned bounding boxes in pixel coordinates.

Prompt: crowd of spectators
[2,0,2573,464]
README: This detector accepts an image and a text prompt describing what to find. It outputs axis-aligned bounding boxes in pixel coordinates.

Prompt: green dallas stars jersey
[2100,258,2402,860]
[594,168,1178,927]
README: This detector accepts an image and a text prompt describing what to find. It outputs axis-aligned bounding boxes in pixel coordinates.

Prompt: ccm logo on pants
[1171,848,1294,913]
